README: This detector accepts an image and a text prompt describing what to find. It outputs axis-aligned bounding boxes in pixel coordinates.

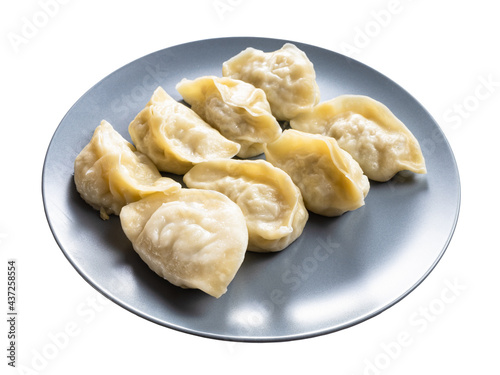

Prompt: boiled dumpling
[264,129,369,217]
[222,43,320,121]
[290,95,427,181]
[128,86,240,175]
[74,120,181,220]
[176,76,282,158]
[120,189,248,298]
[183,159,308,252]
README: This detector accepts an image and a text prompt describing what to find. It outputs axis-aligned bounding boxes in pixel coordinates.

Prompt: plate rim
[41,36,461,342]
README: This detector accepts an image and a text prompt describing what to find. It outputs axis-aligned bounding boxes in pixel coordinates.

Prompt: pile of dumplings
[74,43,427,298]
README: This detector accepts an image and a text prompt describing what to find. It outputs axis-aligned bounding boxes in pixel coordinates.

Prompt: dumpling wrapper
[290,95,427,181]
[222,43,320,121]
[264,129,369,217]
[176,76,282,158]
[183,159,308,252]
[74,120,181,220]
[120,189,248,298]
[128,86,240,175]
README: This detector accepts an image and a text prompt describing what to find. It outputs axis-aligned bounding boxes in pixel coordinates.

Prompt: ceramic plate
[42,37,460,342]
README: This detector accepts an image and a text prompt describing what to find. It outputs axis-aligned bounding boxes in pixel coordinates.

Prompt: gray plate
[42,37,460,342]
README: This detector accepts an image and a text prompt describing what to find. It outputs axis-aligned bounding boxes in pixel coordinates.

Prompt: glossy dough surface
[176,76,282,158]
[183,159,308,252]
[128,87,240,174]
[222,43,320,121]
[74,120,181,219]
[290,95,427,181]
[119,189,248,298]
[264,129,369,217]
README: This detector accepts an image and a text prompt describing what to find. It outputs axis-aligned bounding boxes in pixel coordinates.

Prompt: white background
[1,0,498,374]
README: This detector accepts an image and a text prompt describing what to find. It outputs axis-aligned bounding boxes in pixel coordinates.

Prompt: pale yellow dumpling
[264,129,369,217]
[290,95,427,181]
[120,189,248,298]
[74,120,181,220]
[128,87,240,175]
[176,76,282,158]
[222,43,320,121]
[183,159,308,252]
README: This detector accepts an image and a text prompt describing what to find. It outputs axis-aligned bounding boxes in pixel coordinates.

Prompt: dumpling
[264,129,369,217]
[128,86,240,175]
[222,43,320,121]
[120,189,248,298]
[74,120,181,220]
[290,95,427,181]
[176,76,282,158]
[183,159,308,253]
